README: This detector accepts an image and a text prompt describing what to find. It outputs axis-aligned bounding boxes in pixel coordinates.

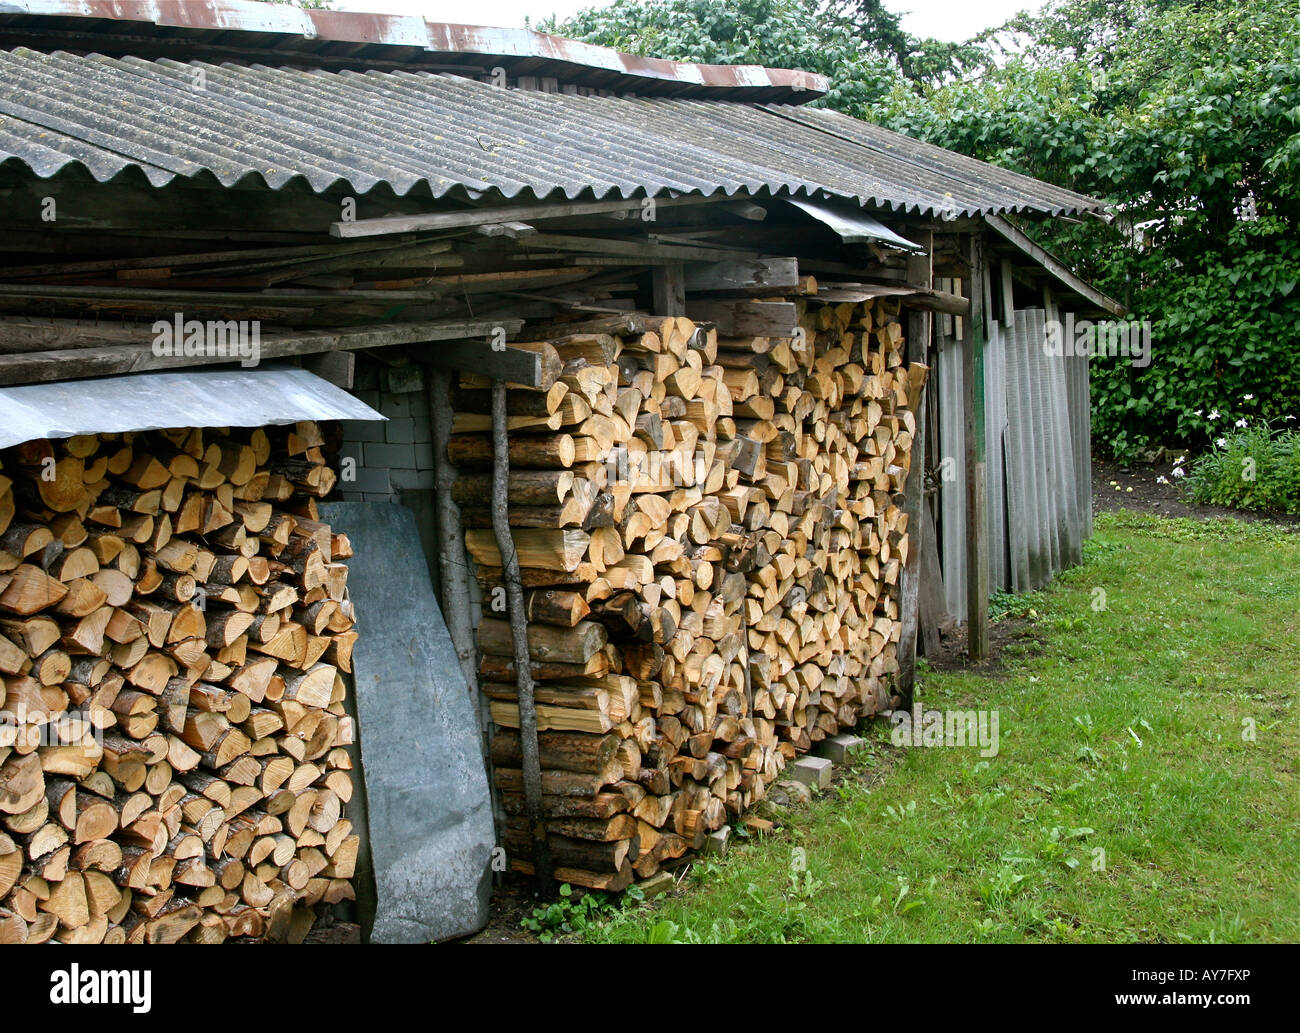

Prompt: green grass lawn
[580,510,1300,943]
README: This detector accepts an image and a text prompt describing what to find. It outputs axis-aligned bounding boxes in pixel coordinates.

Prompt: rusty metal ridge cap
[2,1,829,93]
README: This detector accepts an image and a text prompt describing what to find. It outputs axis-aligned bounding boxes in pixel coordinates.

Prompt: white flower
[1208,410,1221,421]
[1243,394,1254,401]
[1172,467,1185,478]
[1156,476,1169,485]
[1215,437,1227,448]
[1174,455,1185,464]
[1235,418,1248,428]
[1194,409,1203,417]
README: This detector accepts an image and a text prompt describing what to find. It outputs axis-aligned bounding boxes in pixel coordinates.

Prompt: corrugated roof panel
[0,47,1105,219]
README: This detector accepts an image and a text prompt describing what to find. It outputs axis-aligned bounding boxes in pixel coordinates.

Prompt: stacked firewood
[459,296,927,890]
[0,422,357,943]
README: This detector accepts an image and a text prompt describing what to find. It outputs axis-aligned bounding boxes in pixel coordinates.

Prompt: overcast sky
[333,0,1038,45]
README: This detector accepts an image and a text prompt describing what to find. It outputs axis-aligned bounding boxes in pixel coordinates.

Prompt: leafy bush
[1181,419,1300,514]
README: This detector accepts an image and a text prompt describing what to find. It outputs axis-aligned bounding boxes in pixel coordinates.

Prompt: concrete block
[340,419,386,444]
[640,871,675,898]
[378,392,413,418]
[391,468,435,491]
[364,442,418,470]
[384,417,417,444]
[789,755,833,791]
[414,442,436,470]
[382,365,425,394]
[349,466,391,495]
[704,826,731,857]
[816,733,865,765]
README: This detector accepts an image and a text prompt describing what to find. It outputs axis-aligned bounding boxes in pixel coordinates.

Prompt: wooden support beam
[424,339,555,389]
[983,214,1126,317]
[652,263,686,316]
[330,194,719,239]
[962,234,990,661]
[300,351,354,390]
[0,319,523,387]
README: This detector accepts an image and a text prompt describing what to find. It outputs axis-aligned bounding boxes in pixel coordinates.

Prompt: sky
[332,0,1039,44]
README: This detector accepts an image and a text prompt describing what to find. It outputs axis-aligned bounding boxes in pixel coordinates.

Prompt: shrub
[1181,419,1300,515]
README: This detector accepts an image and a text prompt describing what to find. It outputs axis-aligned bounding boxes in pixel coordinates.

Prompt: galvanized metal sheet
[317,500,495,944]
[0,363,383,447]
[0,1,829,98]
[0,48,1105,219]
[783,197,923,250]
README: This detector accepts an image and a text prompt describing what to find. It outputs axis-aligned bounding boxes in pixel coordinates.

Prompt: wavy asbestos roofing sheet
[0,48,1104,219]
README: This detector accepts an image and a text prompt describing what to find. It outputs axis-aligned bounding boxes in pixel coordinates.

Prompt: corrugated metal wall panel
[1043,291,1085,568]
[1001,313,1032,593]
[984,318,1009,591]
[937,329,967,622]
[1066,339,1094,540]
[1019,308,1054,584]
[929,269,1098,628]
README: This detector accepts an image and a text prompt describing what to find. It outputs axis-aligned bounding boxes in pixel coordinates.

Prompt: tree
[542,0,936,113]
[887,0,1300,455]
[550,0,1300,457]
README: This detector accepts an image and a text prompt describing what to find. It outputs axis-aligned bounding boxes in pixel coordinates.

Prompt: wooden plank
[900,288,970,316]
[0,283,439,307]
[300,351,355,390]
[682,257,799,294]
[815,280,968,315]
[424,342,544,389]
[686,300,797,336]
[330,195,719,239]
[519,233,762,264]
[0,319,522,387]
